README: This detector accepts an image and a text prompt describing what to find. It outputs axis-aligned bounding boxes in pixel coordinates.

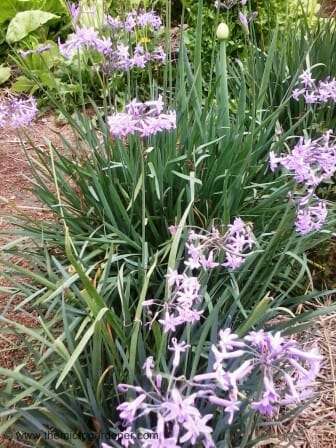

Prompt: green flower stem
[217,40,230,135]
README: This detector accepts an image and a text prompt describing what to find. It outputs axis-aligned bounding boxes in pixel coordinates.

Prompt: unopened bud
[216,22,229,40]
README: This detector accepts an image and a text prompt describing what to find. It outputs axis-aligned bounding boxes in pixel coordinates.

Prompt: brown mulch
[261,305,336,447]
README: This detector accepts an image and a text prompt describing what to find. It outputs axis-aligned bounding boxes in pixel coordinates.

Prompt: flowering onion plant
[103,329,321,447]
[1,2,336,448]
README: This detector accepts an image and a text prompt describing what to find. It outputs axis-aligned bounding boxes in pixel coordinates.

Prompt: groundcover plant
[0,1,336,447]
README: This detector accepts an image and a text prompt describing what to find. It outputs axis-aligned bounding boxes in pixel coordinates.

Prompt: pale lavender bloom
[151,46,167,63]
[239,12,249,32]
[113,43,133,70]
[107,112,137,138]
[299,69,315,88]
[185,242,202,269]
[116,328,321,436]
[200,251,219,269]
[59,27,112,58]
[292,88,305,101]
[317,78,336,102]
[116,427,135,448]
[304,91,318,104]
[273,133,336,187]
[208,396,241,424]
[159,311,181,333]
[0,95,38,128]
[217,328,246,351]
[69,2,80,24]
[124,12,137,32]
[105,15,123,30]
[117,394,147,423]
[222,218,255,270]
[108,96,176,139]
[293,69,336,104]
[166,268,182,287]
[251,395,275,416]
[143,356,155,379]
[295,199,328,235]
[163,389,214,446]
[245,329,266,348]
[132,44,150,68]
[238,11,257,33]
[142,415,179,447]
[138,10,162,30]
[169,338,190,367]
[179,414,214,446]
[168,225,178,236]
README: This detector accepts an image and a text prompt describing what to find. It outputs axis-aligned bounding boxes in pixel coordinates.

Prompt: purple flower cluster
[158,271,203,332]
[106,43,166,71]
[59,26,112,58]
[295,197,328,235]
[106,329,320,447]
[270,131,336,234]
[270,132,336,187]
[106,10,162,32]
[69,2,80,24]
[292,68,336,104]
[185,219,255,271]
[145,221,255,334]
[59,10,165,71]
[107,96,176,139]
[0,95,37,128]
[196,329,322,418]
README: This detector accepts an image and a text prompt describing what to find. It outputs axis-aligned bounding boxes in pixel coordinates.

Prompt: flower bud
[216,22,229,40]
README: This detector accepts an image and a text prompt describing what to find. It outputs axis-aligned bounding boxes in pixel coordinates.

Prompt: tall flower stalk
[216,23,230,135]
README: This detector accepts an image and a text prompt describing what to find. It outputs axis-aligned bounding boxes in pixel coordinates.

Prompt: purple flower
[239,12,249,32]
[222,218,255,270]
[58,27,112,58]
[124,12,137,32]
[138,11,162,30]
[272,132,336,187]
[292,68,336,105]
[238,11,257,34]
[132,44,150,68]
[304,91,318,104]
[200,251,219,269]
[0,95,38,128]
[168,338,190,367]
[69,2,80,24]
[208,396,241,424]
[295,199,328,235]
[105,15,123,30]
[299,69,315,88]
[292,88,305,101]
[108,96,176,139]
[143,356,155,379]
[117,394,147,423]
[151,46,167,63]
